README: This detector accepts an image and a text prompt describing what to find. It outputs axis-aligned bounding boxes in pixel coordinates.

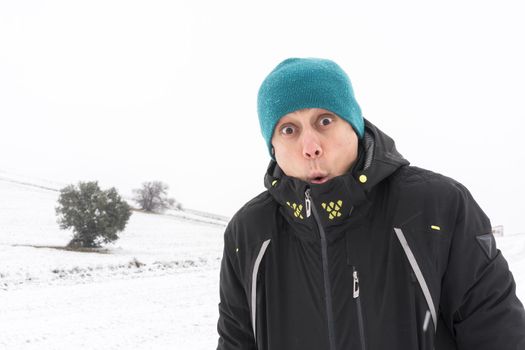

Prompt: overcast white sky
[1,0,524,234]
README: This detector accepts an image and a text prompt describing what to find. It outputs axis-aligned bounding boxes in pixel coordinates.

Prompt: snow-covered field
[0,178,225,349]
[1,175,524,349]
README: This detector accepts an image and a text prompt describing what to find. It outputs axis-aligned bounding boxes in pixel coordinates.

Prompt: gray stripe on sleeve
[251,239,271,339]
[394,228,437,332]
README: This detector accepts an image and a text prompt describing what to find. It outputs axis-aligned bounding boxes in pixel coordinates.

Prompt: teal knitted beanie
[257,58,364,157]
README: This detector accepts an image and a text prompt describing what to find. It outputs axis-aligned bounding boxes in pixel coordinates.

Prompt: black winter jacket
[217,120,525,350]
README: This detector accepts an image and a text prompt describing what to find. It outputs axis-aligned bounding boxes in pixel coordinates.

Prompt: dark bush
[56,181,132,248]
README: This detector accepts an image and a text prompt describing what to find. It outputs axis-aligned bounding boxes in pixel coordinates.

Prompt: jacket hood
[264,118,409,232]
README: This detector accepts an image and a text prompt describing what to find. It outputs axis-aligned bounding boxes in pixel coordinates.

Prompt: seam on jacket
[251,239,271,340]
[394,227,437,332]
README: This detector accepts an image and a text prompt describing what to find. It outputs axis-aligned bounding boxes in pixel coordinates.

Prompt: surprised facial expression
[271,108,359,184]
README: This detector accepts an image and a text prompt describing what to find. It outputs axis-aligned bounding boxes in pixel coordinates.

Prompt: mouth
[308,173,330,184]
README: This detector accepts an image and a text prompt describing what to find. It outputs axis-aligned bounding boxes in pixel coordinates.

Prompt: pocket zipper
[353,268,367,350]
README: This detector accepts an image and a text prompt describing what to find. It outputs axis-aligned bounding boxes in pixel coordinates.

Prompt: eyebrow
[276,118,295,127]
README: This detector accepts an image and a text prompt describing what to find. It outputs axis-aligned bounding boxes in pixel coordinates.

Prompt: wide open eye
[319,116,333,126]
[280,125,296,136]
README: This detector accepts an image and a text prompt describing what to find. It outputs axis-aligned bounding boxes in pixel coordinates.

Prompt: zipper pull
[353,269,360,298]
[304,188,312,218]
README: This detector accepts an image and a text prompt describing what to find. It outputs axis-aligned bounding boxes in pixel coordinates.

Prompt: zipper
[353,269,360,298]
[353,267,367,350]
[305,188,336,350]
[305,189,312,218]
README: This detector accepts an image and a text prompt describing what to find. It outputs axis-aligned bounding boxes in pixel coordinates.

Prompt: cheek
[274,146,296,167]
[331,134,358,163]
[331,135,355,153]
[273,138,298,161]
[273,143,306,177]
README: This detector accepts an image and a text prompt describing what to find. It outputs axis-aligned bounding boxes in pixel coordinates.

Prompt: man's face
[271,108,359,184]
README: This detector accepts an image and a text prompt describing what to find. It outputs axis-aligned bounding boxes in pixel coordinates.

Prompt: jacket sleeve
[217,225,257,350]
[439,184,525,349]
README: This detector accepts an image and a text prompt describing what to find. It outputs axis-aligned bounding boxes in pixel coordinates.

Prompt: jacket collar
[264,119,409,232]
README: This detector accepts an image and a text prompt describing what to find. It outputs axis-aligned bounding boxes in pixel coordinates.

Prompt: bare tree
[133,181,180,213]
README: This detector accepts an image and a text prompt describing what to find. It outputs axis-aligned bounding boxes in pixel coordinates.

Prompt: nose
[302,131,323,159]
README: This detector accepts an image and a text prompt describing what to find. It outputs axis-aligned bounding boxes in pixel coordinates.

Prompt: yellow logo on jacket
[321,200,343,220]
[286,202,304,219]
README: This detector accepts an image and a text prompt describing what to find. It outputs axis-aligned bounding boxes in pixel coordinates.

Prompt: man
[216,58,525,349]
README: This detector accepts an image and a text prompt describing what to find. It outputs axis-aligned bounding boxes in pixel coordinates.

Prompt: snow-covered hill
[1,174,524,349]
[0,176,226,349]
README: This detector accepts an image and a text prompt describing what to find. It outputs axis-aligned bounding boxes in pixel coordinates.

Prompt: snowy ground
[0,269,219,349]
[1,175,524,349]
[0,177,225,349]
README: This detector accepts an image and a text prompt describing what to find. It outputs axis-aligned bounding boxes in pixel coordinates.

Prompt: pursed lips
[308,172,330,184]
